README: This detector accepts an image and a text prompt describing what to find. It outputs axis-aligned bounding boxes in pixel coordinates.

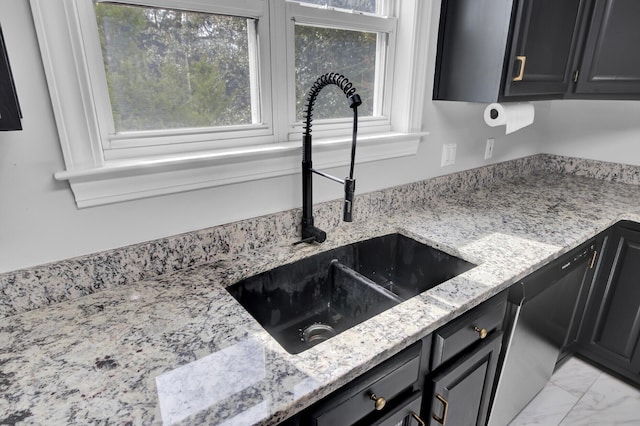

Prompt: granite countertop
[2,170,640,425]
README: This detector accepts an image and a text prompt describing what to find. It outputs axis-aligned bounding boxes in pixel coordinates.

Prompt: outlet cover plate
[441,144,456,167]
[485,138,494,160]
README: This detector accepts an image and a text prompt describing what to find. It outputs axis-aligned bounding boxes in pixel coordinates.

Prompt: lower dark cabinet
[286,339,429,426]
[425,293,506,426]
[284,293,508,426]
[578,222,640,386]
[427,332,502,426]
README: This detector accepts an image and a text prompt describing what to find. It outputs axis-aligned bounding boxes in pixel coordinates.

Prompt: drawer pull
[432,393,449,425]
[369,393,386,411]
[474,326,488,339]
[411,411,426,426]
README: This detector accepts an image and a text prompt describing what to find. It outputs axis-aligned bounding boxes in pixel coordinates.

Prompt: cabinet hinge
[573,70,580,83]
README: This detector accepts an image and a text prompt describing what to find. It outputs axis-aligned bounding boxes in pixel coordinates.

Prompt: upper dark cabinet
[0,24,21,131]
[433,0,640,102]
[433,0,515,103]
[574,0,640,97]
[503,0,586,98]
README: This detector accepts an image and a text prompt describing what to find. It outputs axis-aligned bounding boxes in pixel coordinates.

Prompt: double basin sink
[226,233,475,354]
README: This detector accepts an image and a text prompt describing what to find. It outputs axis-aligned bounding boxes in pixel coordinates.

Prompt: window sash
[284,0,396,140]
[84,0,274,158]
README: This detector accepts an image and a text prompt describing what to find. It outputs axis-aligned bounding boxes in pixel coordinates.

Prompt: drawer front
[311,343,421,426]
[431,293,507,370]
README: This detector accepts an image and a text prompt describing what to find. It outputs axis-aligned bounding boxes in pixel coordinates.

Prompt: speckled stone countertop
[3,161,640,425]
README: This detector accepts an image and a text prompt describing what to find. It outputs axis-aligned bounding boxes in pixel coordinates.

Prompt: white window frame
[31,0,430,207]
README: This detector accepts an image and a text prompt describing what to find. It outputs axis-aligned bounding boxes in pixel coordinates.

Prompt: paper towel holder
[483,102,535,135]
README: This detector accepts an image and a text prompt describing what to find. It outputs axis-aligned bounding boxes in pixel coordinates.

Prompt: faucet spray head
[343,177,356,222]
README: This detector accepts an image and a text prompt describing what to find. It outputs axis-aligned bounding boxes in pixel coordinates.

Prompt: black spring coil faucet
[298,72,362,244]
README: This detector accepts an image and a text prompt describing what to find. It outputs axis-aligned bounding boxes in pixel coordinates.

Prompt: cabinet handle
[432,393,449,425]
[369,393,386,411]
[474,326,488,339]
[513,55,526,81]
[411,411,426,426]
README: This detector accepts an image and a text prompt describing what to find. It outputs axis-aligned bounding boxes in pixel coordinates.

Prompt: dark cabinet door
[433,0,514,103]
[503,0,587,99]
[578,222,640,386]
[427,332,502,426]
[575,0,640,97]
[559,239,604,361]
[0,24,21,131]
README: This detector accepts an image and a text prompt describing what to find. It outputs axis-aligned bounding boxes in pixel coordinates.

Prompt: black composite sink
[348,233,475,300]
[226,233,475,354]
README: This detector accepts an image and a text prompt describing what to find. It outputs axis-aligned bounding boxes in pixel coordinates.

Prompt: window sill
[55,132,426,208]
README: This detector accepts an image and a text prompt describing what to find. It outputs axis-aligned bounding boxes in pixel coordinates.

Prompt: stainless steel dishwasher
[488,238,601,426]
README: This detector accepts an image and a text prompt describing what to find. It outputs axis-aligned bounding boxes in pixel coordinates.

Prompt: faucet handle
[301,225,327,244]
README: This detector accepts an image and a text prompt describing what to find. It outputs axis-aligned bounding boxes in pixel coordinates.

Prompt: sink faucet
[299,72,362,244]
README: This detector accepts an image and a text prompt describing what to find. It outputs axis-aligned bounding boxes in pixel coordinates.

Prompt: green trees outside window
[95,3,253,133]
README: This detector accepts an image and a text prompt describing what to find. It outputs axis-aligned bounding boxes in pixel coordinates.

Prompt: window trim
[53,133,421,207]
[31,0,429,208]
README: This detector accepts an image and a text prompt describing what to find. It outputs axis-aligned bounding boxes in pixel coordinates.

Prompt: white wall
[0,0,544,273]
[539,100,640,165]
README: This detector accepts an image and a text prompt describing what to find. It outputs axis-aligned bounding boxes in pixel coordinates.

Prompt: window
[31,0,429,207]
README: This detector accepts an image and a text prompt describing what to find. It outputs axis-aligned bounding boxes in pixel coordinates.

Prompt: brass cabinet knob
[474,326,488,339]
[369,393,386,411]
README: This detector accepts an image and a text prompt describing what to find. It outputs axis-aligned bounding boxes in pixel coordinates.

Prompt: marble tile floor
[509,357,640,425]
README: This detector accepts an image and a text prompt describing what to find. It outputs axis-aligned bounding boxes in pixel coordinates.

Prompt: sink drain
[301,323,337,347]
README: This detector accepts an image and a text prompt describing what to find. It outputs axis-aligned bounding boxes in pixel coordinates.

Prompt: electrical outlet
[484,138,494,160]
[441,144,456,167]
